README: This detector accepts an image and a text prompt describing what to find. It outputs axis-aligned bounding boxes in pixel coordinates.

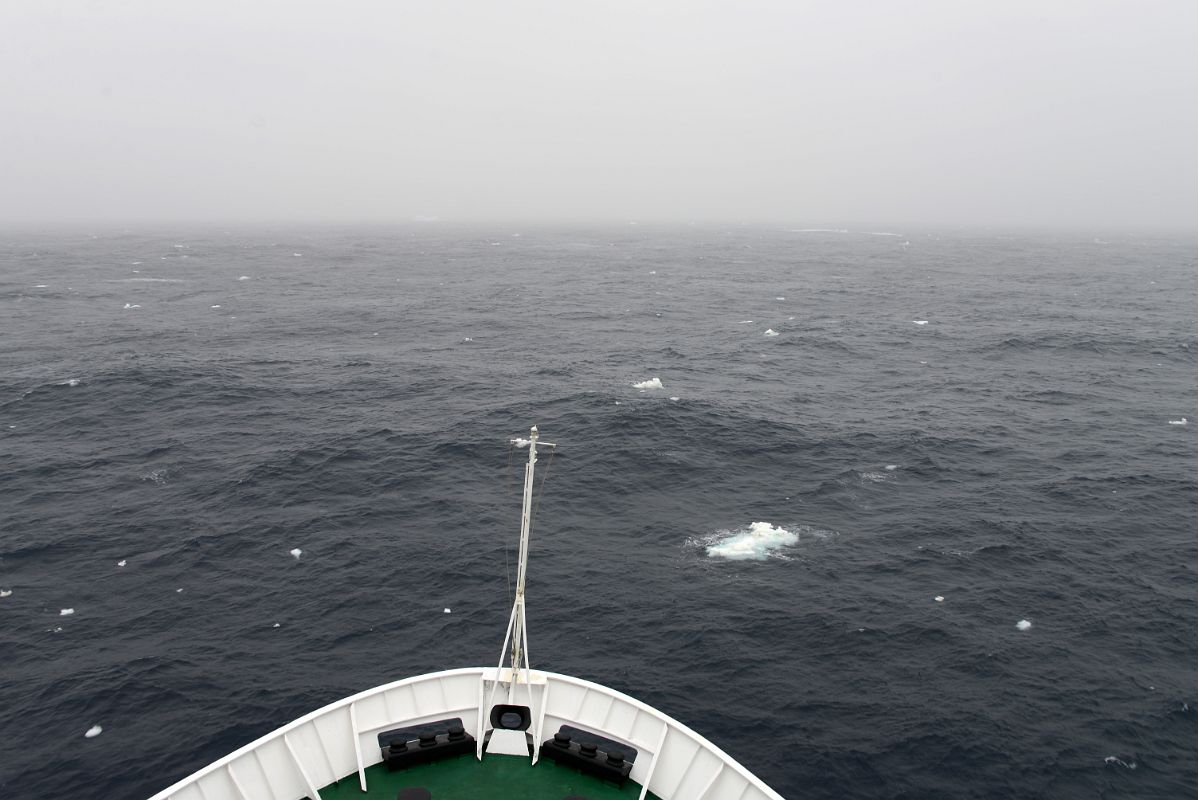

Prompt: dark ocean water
[1,225,1196,800]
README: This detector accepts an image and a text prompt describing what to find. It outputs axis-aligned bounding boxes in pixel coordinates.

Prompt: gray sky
[3,0,1196,228]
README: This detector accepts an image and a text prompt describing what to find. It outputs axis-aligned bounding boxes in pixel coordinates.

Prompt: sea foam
[706,522,798,560]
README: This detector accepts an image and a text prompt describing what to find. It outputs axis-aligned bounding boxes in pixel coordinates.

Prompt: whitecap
[706,522,798,561]
[84,725,103,738]
[1016,619,1032,631]
[463,337,473,342]
[1168,417,1188,425]
[60,608,75,616]
[913,320,929,325]
[289,548,302,559]
[763,329,779,337]
[633,377,663,390]
[272,622,280,628]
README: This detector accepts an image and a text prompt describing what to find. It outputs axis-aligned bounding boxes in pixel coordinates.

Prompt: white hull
[149,667,785,800]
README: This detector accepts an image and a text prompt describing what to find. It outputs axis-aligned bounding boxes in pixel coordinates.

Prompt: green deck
[318,753,661,800]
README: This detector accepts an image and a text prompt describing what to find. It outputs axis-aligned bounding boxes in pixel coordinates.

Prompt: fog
[3,1,1196,228]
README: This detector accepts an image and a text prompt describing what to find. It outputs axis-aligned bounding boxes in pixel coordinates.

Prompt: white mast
[496,425,554,701]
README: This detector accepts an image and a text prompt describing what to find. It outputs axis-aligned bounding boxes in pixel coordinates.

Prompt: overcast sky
[2,1,1196,228]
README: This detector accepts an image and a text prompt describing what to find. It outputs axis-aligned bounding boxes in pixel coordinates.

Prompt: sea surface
[1,225,1195,800]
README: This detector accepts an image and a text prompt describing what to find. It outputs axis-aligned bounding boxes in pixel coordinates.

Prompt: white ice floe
[117,560,127,567]
[764,329,779,337]
[885,465,898,471]
[443,608,451,614]
[0,589,11,598]
[633,377,664,390]
[34,284,48,288]
[123,303,141,309]
[238,275,251,281]
[775,296,785,300]
[293,253,302,257]
[1168,417,1188,425]
[1016,619,1032,631]
[60,608,75,616]
[913,320,929,325]
[176,588,183,593]
[669,396,680,402]
[211,305,221,309]
[649,270,656,275]
[272,622,280,627]
[289,548,303,559]
[738,320,754,324]
[61,379,81,387]
[84,725,103,738]
[934,596,944,602]
[706,522,798,561]
[463,337,473,342]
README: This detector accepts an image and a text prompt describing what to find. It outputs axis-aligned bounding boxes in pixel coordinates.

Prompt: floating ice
[211,305,221,309]
[775,296,785,300]
[934,596,944,602]
[123,303,141,309]
[273,623,280,627]
[633,377,664,390]
[290,548,303,559]
[117,560,126,567]
[738,320,754,324]
[763,329,779,337]
[706,522,798,561]
[293,253,302,257]
[61,379,81,387]
[0,589,11,598]
[463,337,473,342]
[443,608,451,614]
[885,464,898,471]
[1016,619,1032,631]
[34,284,48,288]
[913,320,929,325]
[669,396,680,401]
[648,270,656,275]
[1104,756,1137,769]
[176,588,183,593]
[60,608,75,616]
[238,275,251,280]
[84,725,103,738]
[1168,417,1188,425]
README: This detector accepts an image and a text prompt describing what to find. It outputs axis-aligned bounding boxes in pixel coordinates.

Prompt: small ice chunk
[60,608,75,616]
[1168,417,1188,425]
[0,589,12,598]
[463,337,473,342]
[117,559,127,567]
[1016,619,1032,631]
[123,303,141,309]
[238,275,251,280]
[738,320,754,324]
[934,596,944,602]
[443,607,451,614]
[34,284,49,288]
[211,305,221,309]
[649,270,656,274]
[293,253,302,257]
[764,329,779,337]
[669,396,680,401]
[913,320,929,325]
[633,377,664,390]
[290,548,303,559]
[775,296,785,300]
[885,465,898,471]
[63,379,81,387]
[272,623,280,628]
[84,725,103,738]
[175,588,183,593]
